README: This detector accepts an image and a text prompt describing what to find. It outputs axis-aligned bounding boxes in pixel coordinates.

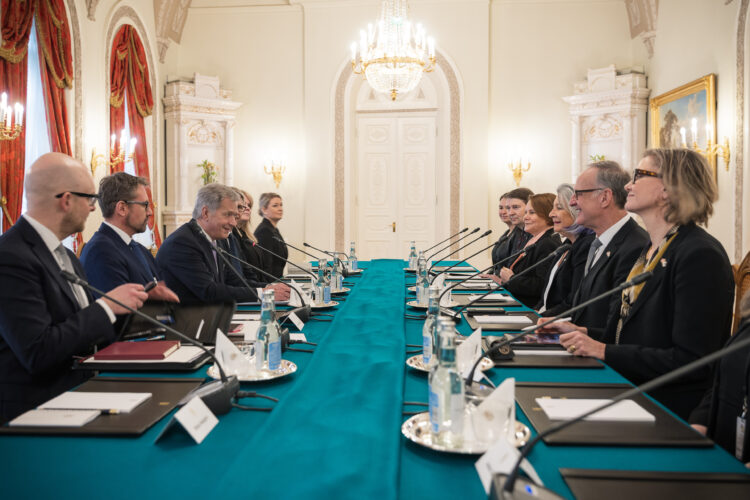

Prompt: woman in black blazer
[254,192,288,279]
[485,193,561,307]
[536,184,594,315]
[558,149,734,420]
[689,291,750,463]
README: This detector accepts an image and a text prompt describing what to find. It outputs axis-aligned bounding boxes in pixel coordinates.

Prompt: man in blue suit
[81,172,178,302]
[156,183,290,304]
[0,153,149,423]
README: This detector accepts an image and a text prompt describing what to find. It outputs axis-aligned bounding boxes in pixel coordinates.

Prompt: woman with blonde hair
[232,188,265,273]
[555,148,734,419]
[254,192,287,279]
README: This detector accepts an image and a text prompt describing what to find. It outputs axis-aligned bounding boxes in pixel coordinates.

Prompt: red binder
[93,341,180,361]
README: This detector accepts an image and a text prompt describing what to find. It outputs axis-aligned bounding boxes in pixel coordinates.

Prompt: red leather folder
[93,341,180,361]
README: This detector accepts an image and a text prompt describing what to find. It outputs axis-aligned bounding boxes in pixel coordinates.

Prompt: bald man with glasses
[0,153,149,423]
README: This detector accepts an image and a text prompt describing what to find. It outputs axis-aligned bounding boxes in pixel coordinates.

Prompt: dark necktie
[584,238,603,276]
[129,240,155,281]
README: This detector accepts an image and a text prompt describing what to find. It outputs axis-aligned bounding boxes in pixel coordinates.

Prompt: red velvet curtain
[36,0,73,155]
[109,25,160,246]
[0,0,34,227]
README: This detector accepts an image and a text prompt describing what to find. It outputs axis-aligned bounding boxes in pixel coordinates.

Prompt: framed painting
[649,74,716,175]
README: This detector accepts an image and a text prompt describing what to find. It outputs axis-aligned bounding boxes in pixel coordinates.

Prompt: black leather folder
[515,382,712,447]
[559,469,750,500]
[0,377,203,436]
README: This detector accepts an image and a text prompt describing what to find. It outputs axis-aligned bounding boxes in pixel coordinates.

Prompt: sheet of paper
[535,398,655,422]
[290,333,307,342]
[173,396,218,444]
[83,345,206,364]
[514,349,571,357]
[457,328,482,379]
[475,435,542,494]
[9,409,100,427]
[476,378,516,443]
[467,294,513,303]
[233,313,260,321]
[288,311,305,330]
[456,281,492,288]
[215,329,254,376]
[474,315,533,325]
[39,392,151,413]
[227,320,260,341]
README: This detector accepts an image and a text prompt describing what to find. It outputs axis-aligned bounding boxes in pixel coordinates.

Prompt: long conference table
[1,259,749,499]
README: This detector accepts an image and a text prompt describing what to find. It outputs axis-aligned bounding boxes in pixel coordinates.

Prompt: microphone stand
[428,230,492,273]
[421,227,469,254]
[464,270,651,385]
[499,276,750,498]
[216,247,312,323]
[304,242,350,278]
[254,242,318,280]
[426,227,480,262]
[430,241,498,284]
[60,271,276,414]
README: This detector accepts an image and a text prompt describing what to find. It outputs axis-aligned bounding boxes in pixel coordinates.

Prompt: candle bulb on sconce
[90,129,137,175]
[0,92,24,141]
[264,161,286,189]
[680,117,731,171]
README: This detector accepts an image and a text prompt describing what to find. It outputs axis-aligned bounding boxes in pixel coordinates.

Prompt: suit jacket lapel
[19,219,81,309]
[100,223,153,283]
[188,219,221,279]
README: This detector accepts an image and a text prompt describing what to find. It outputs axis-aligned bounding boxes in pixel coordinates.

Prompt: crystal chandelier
[350,0,436,101]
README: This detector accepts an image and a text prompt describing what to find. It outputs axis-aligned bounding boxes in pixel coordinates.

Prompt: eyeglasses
[632,168,661,183]
[55,191,100,207]
[572,188,604,198]
[237,204,250,211]
[124,200,151,209]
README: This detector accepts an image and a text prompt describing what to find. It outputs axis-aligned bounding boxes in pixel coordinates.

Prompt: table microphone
[465,269,651,385]
[428,229,492,272]
[430,240,499,283]
[426,227,480,261]
[303,242,350,277]
[422,227,469,254]
[60,270,240,415]
[496,272,749,500]
[215,247,311,323]
[254,242,318,280]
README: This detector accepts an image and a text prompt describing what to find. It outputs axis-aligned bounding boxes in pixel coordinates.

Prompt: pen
[144,279,158,292]
[100,409,120,415]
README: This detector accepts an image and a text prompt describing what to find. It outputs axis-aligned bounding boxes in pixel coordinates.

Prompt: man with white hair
[156,183,290,304]
[0,153,149,423]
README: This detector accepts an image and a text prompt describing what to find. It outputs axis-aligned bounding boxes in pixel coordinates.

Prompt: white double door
[356,114,437,260]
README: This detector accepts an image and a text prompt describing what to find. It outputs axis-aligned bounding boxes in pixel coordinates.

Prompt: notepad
[233,313,260,321]
[535,398,655,422]
[9,409,100,427]
[466,295,514,303]
[473,315,533,325]
[514,349,571,357]
[39,392,152,413]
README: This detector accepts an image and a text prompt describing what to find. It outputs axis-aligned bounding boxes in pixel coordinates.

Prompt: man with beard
[81,172,177,302]
[0,153,149,422]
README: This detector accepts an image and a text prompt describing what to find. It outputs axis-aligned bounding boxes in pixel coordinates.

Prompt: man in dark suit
[0,153,148,423]
[540,161,648,339]
[156,184,290,304]
[80,172,178,302]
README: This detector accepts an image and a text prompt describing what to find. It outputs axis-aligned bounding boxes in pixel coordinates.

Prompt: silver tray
[406,300,458,309]
[311,301,339,309]
[330,287,351,295]
[401,411,530,454]
[406,354,494,373]
[207,359,297,382]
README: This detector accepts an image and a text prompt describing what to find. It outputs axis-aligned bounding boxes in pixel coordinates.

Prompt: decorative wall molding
[65,0,83,161]
[563,65,649,179]
[85,0,99,21]
[624,0,658,58]
[736,0,748,262]
[154,0,192,63]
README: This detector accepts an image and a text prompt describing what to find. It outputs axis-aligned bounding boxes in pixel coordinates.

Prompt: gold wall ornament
[0,93,23,141]
[350,0,437,101]
[508,159,531,187]
[90,130,136,175]
[264,161,286,188]
[679,125,731,171]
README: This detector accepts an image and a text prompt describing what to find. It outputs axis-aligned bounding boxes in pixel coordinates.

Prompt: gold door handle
[392,222,396,232]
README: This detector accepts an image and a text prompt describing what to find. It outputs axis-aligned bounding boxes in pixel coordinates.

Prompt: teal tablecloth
[0,259,748,499]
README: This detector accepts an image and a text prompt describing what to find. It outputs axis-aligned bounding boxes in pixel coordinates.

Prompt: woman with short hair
[536,184,594,315]
[556,148,734,419]
[254,192,288,279]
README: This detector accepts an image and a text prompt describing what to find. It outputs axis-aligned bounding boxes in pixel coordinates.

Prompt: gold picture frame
[649,74,717,176]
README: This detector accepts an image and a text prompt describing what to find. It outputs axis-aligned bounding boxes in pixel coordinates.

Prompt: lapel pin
[606,251,611,258]
[660,258,667,267]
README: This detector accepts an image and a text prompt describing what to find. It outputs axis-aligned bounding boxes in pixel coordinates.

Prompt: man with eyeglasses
[0,153,150,423]
[538,161,648,340]
[81,172,178,303]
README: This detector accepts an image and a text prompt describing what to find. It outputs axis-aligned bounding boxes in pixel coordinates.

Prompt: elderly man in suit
[80,172,178,302]
[539,161,648,339]
[156,183,290,304]
[0,153,149,423]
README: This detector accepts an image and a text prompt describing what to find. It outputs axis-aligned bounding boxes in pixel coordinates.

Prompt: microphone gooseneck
[279,238,324,261]
[59,270,240,415]
[430,240,497,283]
[216,246,311,323]
[426,227,480,262]
[422,227,469,254]
[255,241,317,279]
[216,248,262,303]
[428,229,491,273]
